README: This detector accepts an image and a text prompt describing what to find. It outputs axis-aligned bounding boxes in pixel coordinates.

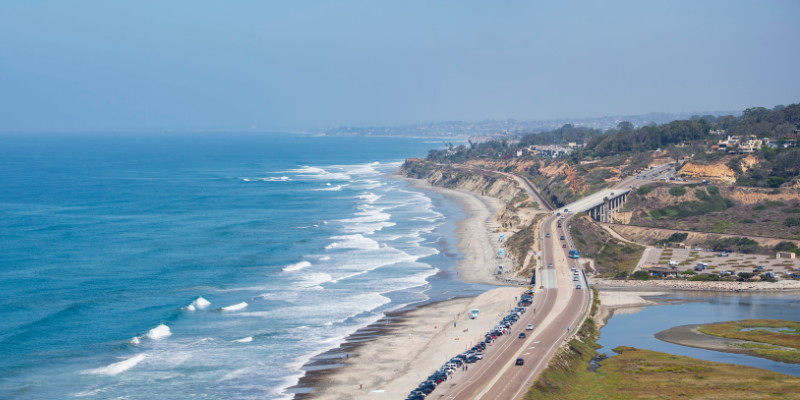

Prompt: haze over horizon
[1,0,798,133]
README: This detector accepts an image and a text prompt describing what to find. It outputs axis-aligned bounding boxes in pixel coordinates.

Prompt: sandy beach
[294,176,528,399]
[400,176,512,286]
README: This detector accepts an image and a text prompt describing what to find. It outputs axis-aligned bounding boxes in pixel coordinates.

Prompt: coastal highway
[436,213,589,400]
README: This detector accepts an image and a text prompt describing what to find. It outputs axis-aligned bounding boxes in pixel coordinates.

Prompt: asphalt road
[436,214,588,400]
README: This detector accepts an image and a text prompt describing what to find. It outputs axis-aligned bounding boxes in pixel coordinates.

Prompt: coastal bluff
[397,158,527,229]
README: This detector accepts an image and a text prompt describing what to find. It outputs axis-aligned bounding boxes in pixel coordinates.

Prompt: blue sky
[0,0,798,132]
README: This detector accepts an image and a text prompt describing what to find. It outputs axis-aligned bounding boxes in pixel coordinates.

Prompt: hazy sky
[1,1,798,132]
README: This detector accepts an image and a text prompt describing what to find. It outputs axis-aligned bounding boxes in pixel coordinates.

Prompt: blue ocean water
[0,134,476,399]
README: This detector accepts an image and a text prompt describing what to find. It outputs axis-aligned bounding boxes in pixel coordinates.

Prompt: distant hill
[323,110,742,138]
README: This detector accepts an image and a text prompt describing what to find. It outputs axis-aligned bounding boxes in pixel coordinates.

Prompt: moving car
[548,263,553,268]
[576,284,582,289]
[545,233,550,238]
[515,358,525,366]
[573,276,579,281]
[526,324,533,330]
[518,332,526,339]
[562,244,567,248]
[560,235,565,240]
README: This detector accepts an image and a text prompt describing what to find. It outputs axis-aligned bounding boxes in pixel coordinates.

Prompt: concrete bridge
[556,188,631,223]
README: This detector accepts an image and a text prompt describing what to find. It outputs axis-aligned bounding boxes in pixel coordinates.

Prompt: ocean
[0,133,480,399]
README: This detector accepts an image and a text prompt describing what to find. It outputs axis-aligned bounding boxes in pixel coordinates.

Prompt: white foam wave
[296,272,333,289]
[84,354,146,376]
[222,302,248,312]
[319,256,331,261]
[312,184,346,191]
[233,337,253,343]
[190,297,211,310]
[243,176,291,182]
[285,166,351,181]
[283,261,311,272]
[130,337,140,345]
[146,324,172,340]
[357,193,381,203]
[325,234,380,250]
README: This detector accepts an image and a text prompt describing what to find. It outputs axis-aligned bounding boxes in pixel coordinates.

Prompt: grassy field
[528,345,800,400]
[570,216,645,277]
[698,320,800,364]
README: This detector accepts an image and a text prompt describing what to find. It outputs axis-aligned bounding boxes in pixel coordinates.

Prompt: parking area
[642,248,800,276]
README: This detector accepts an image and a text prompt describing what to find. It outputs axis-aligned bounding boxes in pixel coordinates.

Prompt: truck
[470,309,479,319]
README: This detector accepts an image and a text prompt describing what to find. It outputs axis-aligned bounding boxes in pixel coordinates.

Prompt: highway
[435,213,588,400]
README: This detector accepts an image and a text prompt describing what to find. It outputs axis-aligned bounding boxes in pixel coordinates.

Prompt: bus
[568,250,580,259]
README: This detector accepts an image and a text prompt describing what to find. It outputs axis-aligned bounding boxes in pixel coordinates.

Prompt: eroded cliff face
[679,162,736,184]
[399,159,525,204]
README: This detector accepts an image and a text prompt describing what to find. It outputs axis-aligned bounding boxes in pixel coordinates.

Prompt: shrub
[753,204,767,211]
[706,186,720,196]
[741,219,756,224]
[669,186,687,196]
[637,186,653,195]
[630,270,650,280]
[765,176,787,188]
[766,201,786,207]
[774,242,798,252]
[785,217,800,228]
[782,208,800,214]
[737,176,758,187]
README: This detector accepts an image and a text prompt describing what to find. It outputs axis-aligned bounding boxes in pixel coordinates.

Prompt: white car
[526,324,533,330]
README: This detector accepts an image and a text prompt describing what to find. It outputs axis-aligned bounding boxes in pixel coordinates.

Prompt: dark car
[466,356,479,363]
[515,358,525,365]
[518,332,526,339]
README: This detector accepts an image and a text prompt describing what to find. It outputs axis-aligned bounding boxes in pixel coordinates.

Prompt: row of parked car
[406,302,532,400]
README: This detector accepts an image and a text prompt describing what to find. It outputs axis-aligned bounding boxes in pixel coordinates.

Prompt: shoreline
[289,175,522,399]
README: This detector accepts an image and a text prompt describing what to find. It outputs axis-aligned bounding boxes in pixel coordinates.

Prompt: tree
[666,145,685,162]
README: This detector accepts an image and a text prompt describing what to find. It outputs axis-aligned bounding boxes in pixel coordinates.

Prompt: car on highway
[515,358,525,366]
[576,284,581,289]
[545,233,550,238]
[556,212,561,216]
[548,263,553,268]
[560,235,565,240]
[573,276,579,281]
[518,332,526,339]
[562,244,567,248]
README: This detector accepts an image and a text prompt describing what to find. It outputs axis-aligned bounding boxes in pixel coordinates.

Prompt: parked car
[562,244,567,248]
[718,253,729,257]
